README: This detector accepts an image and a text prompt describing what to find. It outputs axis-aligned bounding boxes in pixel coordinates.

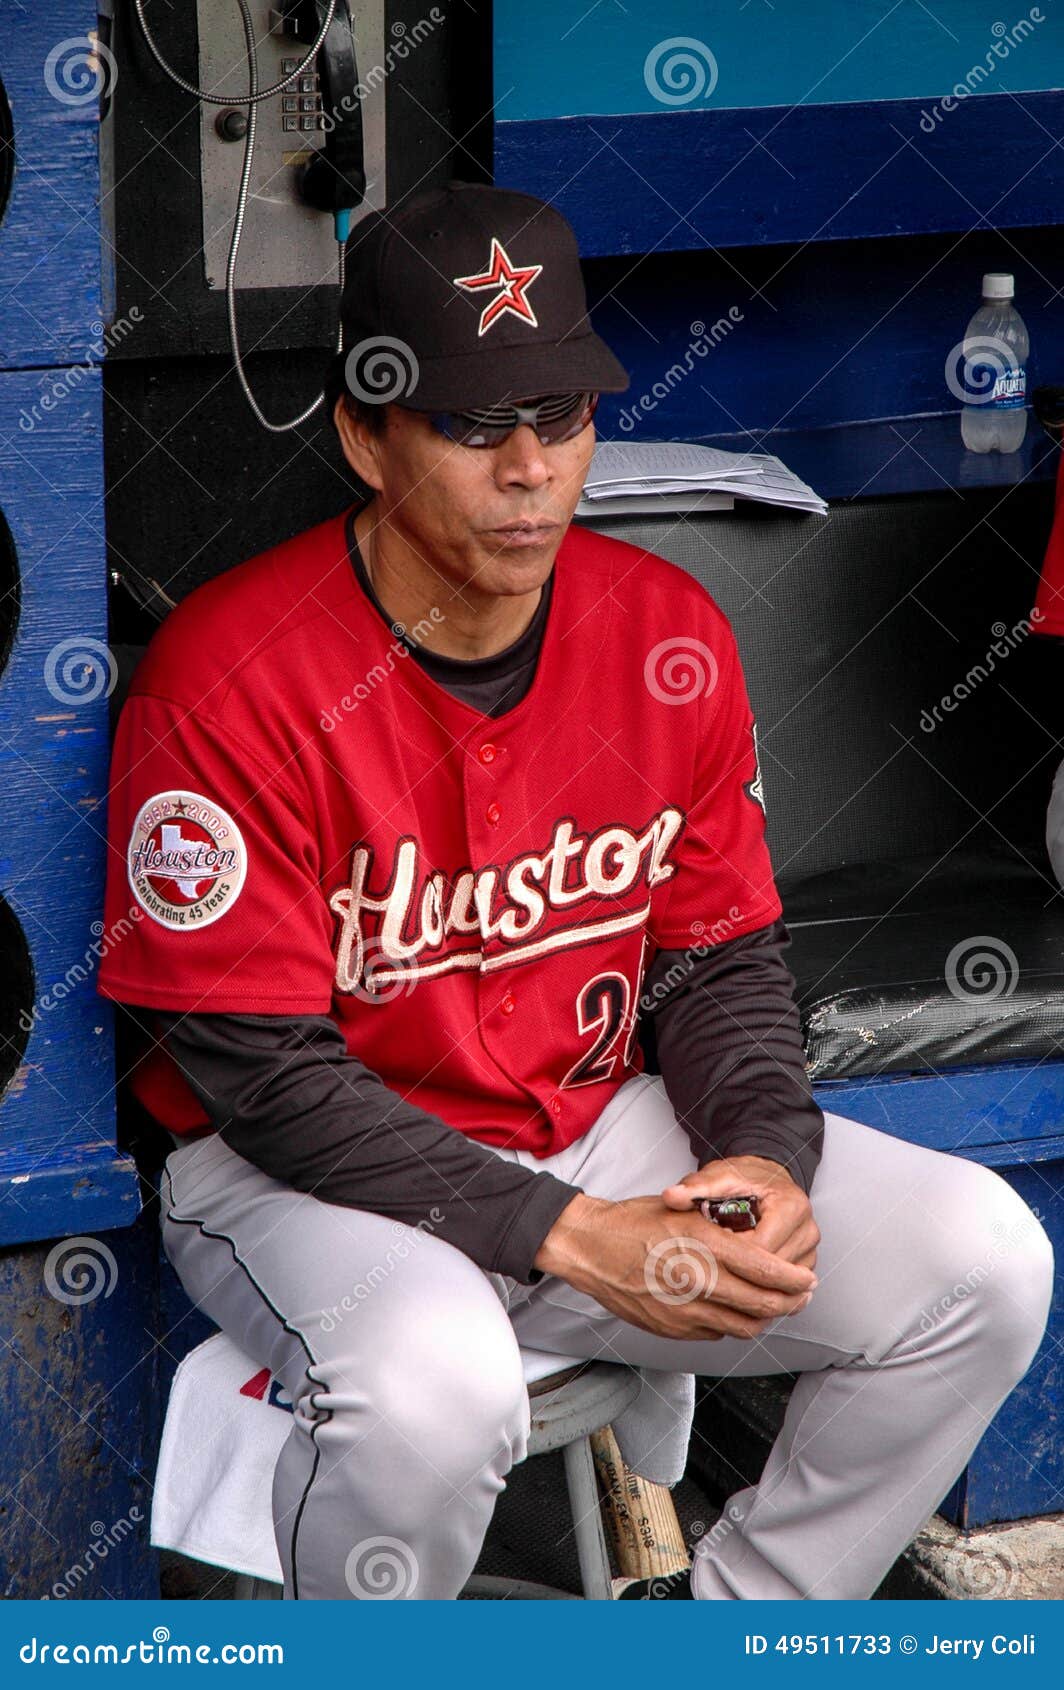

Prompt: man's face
[335,397,596,599]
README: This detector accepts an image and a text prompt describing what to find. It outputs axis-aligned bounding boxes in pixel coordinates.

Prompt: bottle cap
[983,272,1015,299]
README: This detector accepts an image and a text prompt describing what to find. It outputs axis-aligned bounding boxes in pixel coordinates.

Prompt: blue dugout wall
[495,0,1064,496]
[0,3,154,1598]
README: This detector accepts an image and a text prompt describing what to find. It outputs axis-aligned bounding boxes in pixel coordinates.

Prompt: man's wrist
[708,1143,809,1193]
[532,1191,614,1279]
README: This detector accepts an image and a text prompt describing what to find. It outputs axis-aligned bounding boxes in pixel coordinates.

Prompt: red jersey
[98,507,782,1154]
[1033,447,1064,636]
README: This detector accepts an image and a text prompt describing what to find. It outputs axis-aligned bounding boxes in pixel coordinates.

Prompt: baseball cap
[329,181,630,414]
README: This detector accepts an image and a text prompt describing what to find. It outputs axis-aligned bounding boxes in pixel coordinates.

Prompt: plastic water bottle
[960,273,1029,453]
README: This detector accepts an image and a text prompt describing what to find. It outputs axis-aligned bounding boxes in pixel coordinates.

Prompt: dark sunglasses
[429,391,598,449]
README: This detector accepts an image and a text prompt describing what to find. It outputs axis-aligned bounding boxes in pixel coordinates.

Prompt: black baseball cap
[328,181,630,414]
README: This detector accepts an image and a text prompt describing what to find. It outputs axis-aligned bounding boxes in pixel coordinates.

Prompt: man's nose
[492,423,552,488]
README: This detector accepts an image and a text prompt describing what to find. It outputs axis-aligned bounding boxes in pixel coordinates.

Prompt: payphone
[132,0,387,428]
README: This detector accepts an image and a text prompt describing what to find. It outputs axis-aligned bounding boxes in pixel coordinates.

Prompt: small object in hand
[699,1195,760,1232]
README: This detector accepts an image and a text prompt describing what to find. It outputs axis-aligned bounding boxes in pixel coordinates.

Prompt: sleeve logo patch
[127,790,247,929]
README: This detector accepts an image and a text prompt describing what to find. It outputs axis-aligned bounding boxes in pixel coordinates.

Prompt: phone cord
[136,0,346,434]
[132,0,337,105]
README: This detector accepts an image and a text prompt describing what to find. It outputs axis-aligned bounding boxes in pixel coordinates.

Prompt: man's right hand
[532,1193,817,1342]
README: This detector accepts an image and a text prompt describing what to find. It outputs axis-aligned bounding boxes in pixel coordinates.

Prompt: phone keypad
[280,57,324,135]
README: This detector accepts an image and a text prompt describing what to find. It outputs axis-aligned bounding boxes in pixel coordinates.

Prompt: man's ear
[334,396,385,492]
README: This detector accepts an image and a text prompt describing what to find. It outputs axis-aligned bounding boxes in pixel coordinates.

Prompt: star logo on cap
[452,237,544,337]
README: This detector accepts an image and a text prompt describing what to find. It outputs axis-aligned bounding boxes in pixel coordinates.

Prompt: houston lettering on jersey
[329,809,685,994]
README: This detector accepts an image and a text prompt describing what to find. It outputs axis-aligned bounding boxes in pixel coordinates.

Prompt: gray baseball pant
[159,1072,1054,1600]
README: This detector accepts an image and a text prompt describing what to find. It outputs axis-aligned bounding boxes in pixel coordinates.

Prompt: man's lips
[483,520,559,547]
[488,520,558,533]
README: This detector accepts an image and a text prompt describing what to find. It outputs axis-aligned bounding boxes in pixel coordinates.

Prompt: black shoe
[612,1566,693,1600]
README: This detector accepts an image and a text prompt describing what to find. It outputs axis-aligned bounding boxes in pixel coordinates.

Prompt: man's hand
[662,1155,820,1272]
[533,1191,817,1343]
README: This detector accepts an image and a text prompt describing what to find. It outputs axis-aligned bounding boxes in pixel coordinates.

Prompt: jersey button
[486,801,501,826]
[500,991,516,1016]
[478,742,497,764]
[550,1096,562,1117]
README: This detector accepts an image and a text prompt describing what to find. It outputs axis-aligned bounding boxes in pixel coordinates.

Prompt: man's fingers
[754,1209,812,1257]
[746,1215,795,1255]
[711,1231,816,1293]
[626,1295,790,1344]
[662,1182,712,1211]
[703,1265,814,1323]
[687,1295,811,1342]
[662,1176,761,1211]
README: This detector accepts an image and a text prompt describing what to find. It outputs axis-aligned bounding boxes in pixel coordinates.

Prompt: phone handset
[280,0,366,240]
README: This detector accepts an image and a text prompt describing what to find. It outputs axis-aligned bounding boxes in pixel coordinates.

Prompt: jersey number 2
[560,938,648,1090]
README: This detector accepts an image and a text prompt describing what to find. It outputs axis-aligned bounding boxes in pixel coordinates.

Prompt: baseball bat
[589,1425,690,1580]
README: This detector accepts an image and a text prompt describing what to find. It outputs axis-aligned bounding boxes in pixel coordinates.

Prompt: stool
[232,1360,642,1601]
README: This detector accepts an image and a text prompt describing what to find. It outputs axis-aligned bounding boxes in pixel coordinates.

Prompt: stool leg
[563,1435,614,1599]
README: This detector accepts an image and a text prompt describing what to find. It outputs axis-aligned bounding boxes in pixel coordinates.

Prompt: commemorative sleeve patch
[127,790,247,929]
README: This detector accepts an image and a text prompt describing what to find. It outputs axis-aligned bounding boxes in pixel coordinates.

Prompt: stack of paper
[729,454,829,515]
[577,441,827,517]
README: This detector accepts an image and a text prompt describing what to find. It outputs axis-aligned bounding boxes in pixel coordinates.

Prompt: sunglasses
[429,391,598,449]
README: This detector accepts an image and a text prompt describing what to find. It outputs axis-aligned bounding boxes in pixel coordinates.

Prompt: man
[99,182,1052,1601]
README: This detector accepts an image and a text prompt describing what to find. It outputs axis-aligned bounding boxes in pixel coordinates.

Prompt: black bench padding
[590,486,1060,883]
[781,845,1064,1081]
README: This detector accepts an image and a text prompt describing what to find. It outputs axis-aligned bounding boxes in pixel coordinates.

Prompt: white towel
[151,1333,694,1584]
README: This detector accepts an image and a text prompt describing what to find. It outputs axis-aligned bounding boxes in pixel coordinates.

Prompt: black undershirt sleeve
[152,1009,582,1285]
[645,917,824,1196]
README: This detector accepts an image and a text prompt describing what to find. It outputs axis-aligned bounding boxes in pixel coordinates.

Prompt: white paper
[580,441,826,515]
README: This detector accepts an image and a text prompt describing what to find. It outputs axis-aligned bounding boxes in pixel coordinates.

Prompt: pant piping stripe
[161,1164,330,1601]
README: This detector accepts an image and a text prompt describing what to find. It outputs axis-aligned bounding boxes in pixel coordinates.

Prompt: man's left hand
[661,1155,820,1273]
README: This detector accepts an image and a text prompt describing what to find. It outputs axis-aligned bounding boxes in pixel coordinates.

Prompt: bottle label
[990,366,1027,409]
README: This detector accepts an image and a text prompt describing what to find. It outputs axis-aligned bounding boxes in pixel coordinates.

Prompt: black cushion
[780,846,1064,1081]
